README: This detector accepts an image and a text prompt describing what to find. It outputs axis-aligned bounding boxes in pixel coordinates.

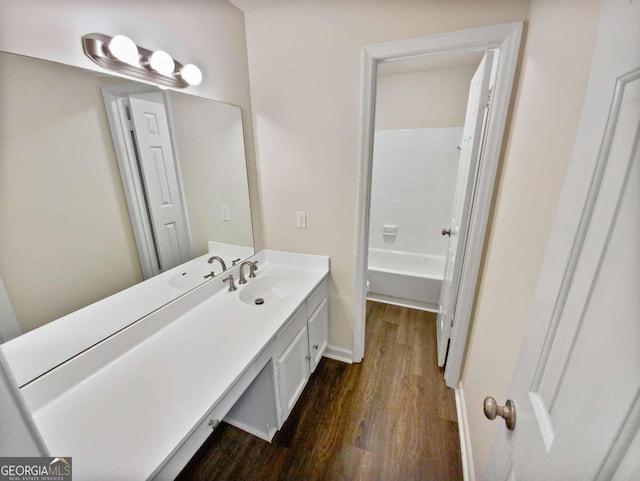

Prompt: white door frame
[102,84,193,280]
[354,22,523,388]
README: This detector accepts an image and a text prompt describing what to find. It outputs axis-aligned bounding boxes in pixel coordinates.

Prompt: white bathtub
[367,248,445,312]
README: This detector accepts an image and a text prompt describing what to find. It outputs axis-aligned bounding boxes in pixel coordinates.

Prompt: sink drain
[254,298,264,305]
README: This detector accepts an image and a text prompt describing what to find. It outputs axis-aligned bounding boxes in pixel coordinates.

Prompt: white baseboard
[323,345,353,364]
[456,384,475,481]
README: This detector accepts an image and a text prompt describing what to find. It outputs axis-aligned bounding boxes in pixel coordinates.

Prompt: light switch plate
[296,211,306,229]
[221,205,230,221]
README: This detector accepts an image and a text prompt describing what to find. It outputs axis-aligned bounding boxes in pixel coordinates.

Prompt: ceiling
[228,0,287,12]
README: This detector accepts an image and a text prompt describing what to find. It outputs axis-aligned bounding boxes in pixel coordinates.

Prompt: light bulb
[149,50,175,76]
[107,35,139,66]
[180,64,203,86]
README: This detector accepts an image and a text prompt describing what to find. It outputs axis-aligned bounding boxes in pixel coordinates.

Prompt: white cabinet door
[307,297,328,374]
[277,325,310,422]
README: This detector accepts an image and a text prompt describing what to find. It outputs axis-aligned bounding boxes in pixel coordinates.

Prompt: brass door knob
[442,228,452,236]
[483,397,516,430]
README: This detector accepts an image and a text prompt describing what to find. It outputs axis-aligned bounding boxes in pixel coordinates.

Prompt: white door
[485,2,640,479]
[437,50,495,367]
[129,92,192,272]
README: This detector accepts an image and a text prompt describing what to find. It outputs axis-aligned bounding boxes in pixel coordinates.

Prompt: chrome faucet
[238,261,259,284]
[208,255,227,272]
[223,274,237,291]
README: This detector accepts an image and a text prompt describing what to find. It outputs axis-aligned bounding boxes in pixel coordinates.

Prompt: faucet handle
[223,275,237,292]
[232,258,242,266]
[249,261,259,278]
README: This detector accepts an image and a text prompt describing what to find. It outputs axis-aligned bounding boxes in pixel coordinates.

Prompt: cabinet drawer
[152,400,227,481]
[276,305,307,355]
[307,278,328,316]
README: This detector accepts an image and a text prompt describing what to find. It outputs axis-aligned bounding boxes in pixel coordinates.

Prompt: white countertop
[26,250,328,480]
[2,249,254,388]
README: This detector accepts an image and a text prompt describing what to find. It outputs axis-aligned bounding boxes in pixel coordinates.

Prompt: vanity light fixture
[82,33,202,88]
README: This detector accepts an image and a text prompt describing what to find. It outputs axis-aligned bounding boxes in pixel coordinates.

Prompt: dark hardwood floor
[176,301,463,481]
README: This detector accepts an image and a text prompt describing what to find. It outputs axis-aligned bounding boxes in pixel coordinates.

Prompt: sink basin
[238,275,295,305]
[169,265,216,289]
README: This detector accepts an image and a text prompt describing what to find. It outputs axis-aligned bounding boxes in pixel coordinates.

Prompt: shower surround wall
[367,127,462,310]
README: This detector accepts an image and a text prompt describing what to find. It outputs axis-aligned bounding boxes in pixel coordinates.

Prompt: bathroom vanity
[1,250,329,480]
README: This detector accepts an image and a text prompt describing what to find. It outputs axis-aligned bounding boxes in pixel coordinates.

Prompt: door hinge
[123,103,135,130]
[485,87,493,109]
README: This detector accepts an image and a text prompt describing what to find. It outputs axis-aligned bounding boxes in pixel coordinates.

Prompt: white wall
[375,66,477,130]
[0,0,263,251]
[460,0,602,478]
[243,0,531,351]
[0,53,143,333]
[0,276,21,343]
[369,128,462,258]
[169,93,254,254]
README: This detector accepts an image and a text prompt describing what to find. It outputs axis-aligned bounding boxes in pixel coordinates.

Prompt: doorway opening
[354,23,523,388]
[367,52,485,310]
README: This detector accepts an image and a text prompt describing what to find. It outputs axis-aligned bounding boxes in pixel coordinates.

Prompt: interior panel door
[486,1,640,478]
[436,50,495,367]
[129,92,192,272]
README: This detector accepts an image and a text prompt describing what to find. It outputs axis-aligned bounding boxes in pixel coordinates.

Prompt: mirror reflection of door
[124,91,193,277]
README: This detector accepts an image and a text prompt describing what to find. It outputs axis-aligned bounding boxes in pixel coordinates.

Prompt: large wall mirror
[0,51,254,337]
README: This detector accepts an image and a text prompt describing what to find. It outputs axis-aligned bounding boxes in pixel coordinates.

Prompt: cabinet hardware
[208,419,220,431]
[305,355,311,361]
[313,344,319,350]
